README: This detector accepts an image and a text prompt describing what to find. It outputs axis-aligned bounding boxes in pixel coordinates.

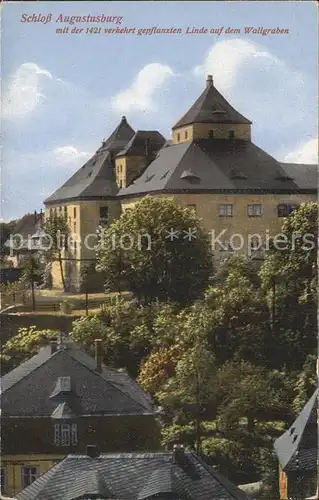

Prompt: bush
[59,300,74,315]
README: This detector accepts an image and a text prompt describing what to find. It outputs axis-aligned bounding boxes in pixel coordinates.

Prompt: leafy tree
[260,202,318,368]
[96,196,213,304]
[43,214,70,291]
[20,254,41,311]
[292,354,317,414]
[1,326,59,369]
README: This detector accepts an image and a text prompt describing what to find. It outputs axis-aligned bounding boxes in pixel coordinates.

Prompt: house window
[1,468,6,493]
[120,164,123,173]
[277,203,299,217]
[229,130,235,139]
[177,133,180,142]
[209,130,214,139]
[247,204,263,217]
[73,207,77,219]
[22,467,38,488]
[185,131,188,140]
[219,204,233,217]
[64,206,68,219]
[74,241,77,255]
[100,206,109,225]
[54,423,77,446]
[73,222,76,232]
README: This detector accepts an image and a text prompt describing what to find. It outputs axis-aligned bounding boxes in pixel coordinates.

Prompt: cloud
[3,63,52,121]
[112,63,175,113]
[53,146,91,165]
[284,138,318,164]
[193,38,280,92]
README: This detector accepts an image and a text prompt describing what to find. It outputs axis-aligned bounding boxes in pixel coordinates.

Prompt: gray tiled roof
[274,390,318,472]
[1,341,155,416]
[16,451,253,500]
[44,117,135,204]
[172,78,252,129]
[116,130,166,158]
[119,139,317,197]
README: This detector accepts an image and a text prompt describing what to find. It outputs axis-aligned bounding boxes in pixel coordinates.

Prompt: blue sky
[2,1,318,221]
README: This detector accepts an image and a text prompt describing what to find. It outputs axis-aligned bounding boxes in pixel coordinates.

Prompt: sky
[1,1,318,221]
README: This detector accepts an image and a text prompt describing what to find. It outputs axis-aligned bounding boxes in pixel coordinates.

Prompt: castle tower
[171,75,252,144]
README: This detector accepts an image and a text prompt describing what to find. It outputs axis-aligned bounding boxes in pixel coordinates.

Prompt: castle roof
[118,139,317,197]
[44,117,135,204]
[172,75,252,129]
[116,130,166,158]
[274,389,318,472]
[1,339,155,417]
[16,450,252,500]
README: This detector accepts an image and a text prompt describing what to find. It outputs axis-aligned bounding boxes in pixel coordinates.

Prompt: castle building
[0,338,159,497]
[44,75,317,290]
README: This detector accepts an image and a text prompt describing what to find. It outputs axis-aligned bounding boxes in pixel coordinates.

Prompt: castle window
[209,130,214,139]
[74,241,77,254]
[177,133,180,142]
[73,207,76,218]
[100,206,109,225]
[247,204,262,217]
[219,204,233,217]
[277,204,299,217]
[73,222,76,232]
[54,423,77,446]
[185,131,188,140]
[22,467,38,488]
[229,130,235,139]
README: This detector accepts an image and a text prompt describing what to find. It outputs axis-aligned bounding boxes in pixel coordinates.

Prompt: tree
[96,196,213,304]
[1,326,59,370]
[21,254,41,311]
[43,215,70,292]
[260,202,318,369]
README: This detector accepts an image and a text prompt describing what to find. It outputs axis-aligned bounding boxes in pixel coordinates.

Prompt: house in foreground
[15,445,252,500]
[0,337,159,497]
[274,389,318,499]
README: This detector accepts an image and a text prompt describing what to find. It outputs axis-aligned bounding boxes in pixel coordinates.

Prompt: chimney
[172,444,186,464]
[50,338,58,354]
[34,210,37,224]
[86,445,100,458]
[121,115,127,122]
[206,74,213,87]
[145,138,150,157]
[94,339,103,373]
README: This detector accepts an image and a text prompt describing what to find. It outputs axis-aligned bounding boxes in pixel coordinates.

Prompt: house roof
[16,450,253,500]
[172,76,252,130]
[44,117,135,205]
[116,130,166,158]
[0,340,155,417]
[274,389,318,472]
[118,139,317,197]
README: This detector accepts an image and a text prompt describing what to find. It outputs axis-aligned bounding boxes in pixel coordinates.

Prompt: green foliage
[96,196,213,304]
[292,354,317,414]
[260,202,318,369]
[1,326,59,367]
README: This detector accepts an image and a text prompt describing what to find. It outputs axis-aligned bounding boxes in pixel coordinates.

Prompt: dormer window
[60,376,71,391]
[229,130,235,139]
